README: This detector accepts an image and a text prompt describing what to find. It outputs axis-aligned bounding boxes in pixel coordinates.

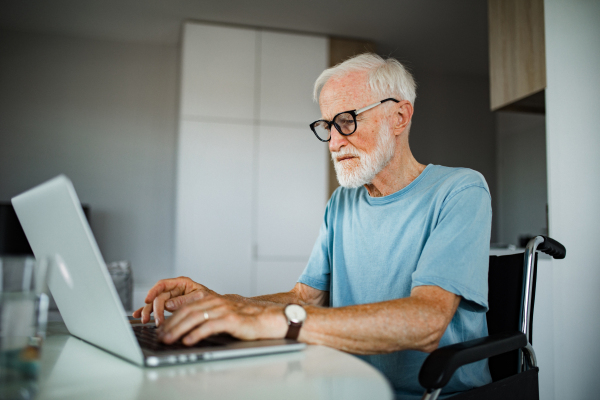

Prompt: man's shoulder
[425,165,490,197]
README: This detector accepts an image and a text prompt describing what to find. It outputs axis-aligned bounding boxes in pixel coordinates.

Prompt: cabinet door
[181,23,257,120]
[259,31,328,124]
[175,120,254,296]
[256,125,328,260]
[488,0,546,110]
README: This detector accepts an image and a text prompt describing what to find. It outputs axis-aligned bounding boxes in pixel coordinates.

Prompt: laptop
[12,175,305,367]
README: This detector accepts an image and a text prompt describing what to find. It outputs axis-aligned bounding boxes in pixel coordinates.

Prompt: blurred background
[1,1,599,399]
[0,0,547,294]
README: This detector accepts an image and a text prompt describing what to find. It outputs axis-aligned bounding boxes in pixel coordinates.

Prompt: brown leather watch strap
[285,321,302,340]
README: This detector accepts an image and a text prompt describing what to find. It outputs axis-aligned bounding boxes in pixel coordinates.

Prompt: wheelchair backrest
[486,252,537,381]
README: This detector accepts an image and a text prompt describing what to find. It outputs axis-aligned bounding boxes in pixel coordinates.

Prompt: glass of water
[0,256,50,400]
[106,261,133,312]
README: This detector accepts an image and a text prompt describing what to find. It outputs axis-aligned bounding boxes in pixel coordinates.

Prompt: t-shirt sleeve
[411,184,492,312]
[297,201,332,292]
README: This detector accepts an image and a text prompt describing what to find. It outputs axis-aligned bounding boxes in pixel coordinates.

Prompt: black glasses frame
[309,98,400,142]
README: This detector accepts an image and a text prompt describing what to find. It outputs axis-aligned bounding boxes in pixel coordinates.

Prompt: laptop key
[133,325,223,352]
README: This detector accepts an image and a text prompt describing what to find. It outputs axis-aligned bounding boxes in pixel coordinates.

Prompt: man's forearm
[224,291,303,306]
[224,282,329,307]
[298,286,460,355]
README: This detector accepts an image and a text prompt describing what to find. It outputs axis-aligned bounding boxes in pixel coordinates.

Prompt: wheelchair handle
[520,235,566,369]
[536,235,566,259]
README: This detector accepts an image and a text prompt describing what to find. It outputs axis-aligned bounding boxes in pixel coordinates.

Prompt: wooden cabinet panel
[488,0,546,110]
[329,38,376,66]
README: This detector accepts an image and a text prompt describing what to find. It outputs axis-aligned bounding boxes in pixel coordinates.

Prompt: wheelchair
[419,235,566,400]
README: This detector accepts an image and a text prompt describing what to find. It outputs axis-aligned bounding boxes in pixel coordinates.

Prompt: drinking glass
[106,261,133,312]
[0,256,50,400]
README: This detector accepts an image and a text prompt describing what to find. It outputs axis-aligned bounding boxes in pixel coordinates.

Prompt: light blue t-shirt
[298,164,493,399]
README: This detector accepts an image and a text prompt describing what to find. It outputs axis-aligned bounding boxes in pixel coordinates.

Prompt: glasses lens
[312,120,331,141]
[333,113,356,134]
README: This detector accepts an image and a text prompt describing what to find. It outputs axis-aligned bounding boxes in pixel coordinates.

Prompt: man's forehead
[319,71,372,117]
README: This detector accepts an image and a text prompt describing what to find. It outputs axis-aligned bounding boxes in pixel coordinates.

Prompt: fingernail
[183,337,191,345]
[166,300,174,308]
[164,333,172,341]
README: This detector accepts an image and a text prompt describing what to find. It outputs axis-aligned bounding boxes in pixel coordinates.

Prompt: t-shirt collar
[362,164,433,205]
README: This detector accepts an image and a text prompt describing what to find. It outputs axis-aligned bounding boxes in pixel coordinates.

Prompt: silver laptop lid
[12,175,144,366]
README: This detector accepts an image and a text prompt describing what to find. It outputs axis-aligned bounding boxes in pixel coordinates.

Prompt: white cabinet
[259,31,328,124]
[181,24,257,120]
[255,260,310,295]
[256,125,327,259]
[175,120,254,296]
[175,22,328,296]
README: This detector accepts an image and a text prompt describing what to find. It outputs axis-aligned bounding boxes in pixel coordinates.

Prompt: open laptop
[12,175,305,367]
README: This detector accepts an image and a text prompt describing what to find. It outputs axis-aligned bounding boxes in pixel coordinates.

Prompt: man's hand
[157,294,288,345]
[132,277,219,327]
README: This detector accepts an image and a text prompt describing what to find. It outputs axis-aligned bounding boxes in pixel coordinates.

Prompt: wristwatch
[284,304,307,340]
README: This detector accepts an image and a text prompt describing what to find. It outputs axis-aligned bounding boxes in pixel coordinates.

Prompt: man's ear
[393,101,413,136]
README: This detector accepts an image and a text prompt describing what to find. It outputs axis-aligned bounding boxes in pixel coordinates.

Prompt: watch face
[285,304,307,323]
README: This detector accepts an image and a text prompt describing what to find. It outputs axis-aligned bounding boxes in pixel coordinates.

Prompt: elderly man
[133,53,492,399]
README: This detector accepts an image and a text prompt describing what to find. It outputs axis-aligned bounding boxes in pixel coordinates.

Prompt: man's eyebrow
[321,107,351,121]
[318,111,333,121]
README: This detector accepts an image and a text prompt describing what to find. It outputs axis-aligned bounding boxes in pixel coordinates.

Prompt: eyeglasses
[310,98,399,142]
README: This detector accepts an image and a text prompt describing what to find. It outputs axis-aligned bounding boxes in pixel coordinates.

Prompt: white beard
[331,123,396,189]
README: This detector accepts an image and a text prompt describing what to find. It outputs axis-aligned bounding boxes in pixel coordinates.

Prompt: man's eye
[316,121,331,130]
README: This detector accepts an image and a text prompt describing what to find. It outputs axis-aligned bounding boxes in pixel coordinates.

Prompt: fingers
[183,317,237,345]
[156,298,280,345]
[159,296,225,344]
[153,292,172,327]
[132,307,143,318]
[133,292,178,325]
[164,291,206,311]
[139,277,200,325]
[140,302,154,324]
[160,309,212,344]
[144,277,189,304]
[161,294,222,333]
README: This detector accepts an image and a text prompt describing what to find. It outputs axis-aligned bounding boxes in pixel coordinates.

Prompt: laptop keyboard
[133,325,239,352]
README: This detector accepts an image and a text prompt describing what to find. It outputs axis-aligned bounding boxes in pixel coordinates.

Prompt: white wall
[545,0,600,398]
[410,71,498,241]
[0,30,179,290]
[495,112,547,246]
[494,111,552,399]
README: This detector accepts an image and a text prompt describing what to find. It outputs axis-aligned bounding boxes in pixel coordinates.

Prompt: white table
[37,322,394,400]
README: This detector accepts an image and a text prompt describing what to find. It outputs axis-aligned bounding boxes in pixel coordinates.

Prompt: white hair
[313,53,417,105]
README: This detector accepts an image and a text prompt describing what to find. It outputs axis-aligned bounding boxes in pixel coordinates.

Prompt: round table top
[38,322,394,400]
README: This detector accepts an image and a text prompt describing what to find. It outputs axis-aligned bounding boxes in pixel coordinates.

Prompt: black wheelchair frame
[418,235,566,400]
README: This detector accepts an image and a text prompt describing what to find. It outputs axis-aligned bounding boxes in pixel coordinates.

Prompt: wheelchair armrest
[418,331,527,390]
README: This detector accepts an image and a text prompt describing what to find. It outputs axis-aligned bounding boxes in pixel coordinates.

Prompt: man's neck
[364,148,426,198]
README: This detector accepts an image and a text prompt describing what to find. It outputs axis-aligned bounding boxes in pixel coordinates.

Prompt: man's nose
[329,125,348,153]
